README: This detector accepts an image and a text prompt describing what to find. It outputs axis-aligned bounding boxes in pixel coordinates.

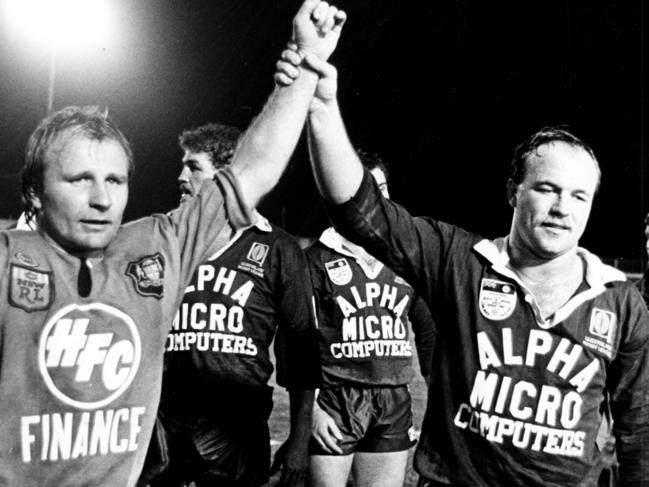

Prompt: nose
[89,181,111,210]
[178,165,190,183]
[549,192,570,216]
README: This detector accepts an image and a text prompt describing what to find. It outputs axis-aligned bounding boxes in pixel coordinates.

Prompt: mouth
[179,186,193,203]
[541,221,570,233]
[80,219,111,231]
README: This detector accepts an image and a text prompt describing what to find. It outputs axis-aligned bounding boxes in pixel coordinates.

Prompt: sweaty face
[32,134,129,257]
[370,167,390,199]
[177,150,217,203]
[509,141,599,260]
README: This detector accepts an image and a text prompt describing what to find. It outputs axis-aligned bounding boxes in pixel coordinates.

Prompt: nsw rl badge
[9,264,53,312]
[126,253,165,299]
[479,278,516,320]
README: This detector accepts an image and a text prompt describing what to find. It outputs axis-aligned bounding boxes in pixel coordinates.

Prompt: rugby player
[305,151,435,487]
[143,122,319,487]
[0,1,345,485]
[275,52,649,485]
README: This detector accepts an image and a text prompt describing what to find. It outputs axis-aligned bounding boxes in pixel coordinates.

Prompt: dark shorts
[310,384,415,455]
[140,386,273,487]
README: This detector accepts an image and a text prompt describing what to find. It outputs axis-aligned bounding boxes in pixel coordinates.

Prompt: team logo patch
[479,278,516,320]
[589,308,616,344]
[9,264,53,312]
[15,251,39,268]
[126,253,165,299]
[325,258,352,286]
[247,242,269,266]
[38,303,142,409]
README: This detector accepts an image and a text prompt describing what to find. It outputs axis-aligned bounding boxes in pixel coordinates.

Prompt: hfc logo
[38,303,142,410]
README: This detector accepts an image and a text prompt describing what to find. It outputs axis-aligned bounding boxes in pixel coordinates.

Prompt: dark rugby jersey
[307,227,435,387]
[326,169,649,487]
[160,214,320,417]
[0,170,250,487]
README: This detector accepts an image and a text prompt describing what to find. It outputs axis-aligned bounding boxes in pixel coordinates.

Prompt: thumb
[301,53,335,78]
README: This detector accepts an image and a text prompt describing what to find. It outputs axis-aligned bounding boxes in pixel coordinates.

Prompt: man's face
[178,150,217,203]
[508,141,599,260]
[32,133,129,257]
[370,167,389,198]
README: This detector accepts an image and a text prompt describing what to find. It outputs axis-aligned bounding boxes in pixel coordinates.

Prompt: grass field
[264,349,428,487]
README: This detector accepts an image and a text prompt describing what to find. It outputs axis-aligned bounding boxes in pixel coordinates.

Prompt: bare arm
[303,55,365,204]
[232,0,346,209]
[270,388,315,487]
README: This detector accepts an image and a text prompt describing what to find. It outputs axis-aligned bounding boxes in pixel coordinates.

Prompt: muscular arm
[232,0,346,209]
[306,62,364,204]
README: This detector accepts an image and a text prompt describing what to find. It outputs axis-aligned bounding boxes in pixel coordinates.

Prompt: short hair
[178,123,241,168]
[356,148,389,180]
[22,105,134,220]
[510,126,600,190]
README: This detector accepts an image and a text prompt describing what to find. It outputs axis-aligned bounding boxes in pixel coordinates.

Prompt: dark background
[0,1,645,265]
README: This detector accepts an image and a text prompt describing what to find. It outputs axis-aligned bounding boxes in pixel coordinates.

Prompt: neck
[507,239,580,282]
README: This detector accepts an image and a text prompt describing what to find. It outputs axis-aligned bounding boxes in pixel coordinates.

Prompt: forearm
[288,388,315,447]
[232,68,319,209]
[307,99,364,204]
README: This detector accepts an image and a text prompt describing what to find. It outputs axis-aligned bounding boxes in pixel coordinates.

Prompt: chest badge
[479,278,516,320]
[589,308,616,344]
[9,264,53,312]
[247,242,269,266]
[126,253,165,299]
[325,258,352,286]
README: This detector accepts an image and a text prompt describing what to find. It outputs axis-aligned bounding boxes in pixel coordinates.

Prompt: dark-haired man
[146,122,319,487]
[276,52,649,486]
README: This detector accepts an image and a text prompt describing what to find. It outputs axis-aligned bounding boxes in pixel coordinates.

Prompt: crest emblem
[15,252,39,268]
[126,253,165,299]
[325,258,352,286]
[247,242,269,266]
[589,308,616,344]
[479,278,516,320]
[9,264,53,312]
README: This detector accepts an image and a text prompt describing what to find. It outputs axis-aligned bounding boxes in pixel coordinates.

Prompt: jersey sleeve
[408,294,436,378]
[635,270,649,309]
[325,168,478,309]
[607,284,649,484]
[165,167,253,288]
[273,237,321,390]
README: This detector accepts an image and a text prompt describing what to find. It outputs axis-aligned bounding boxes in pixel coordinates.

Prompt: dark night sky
[0,1,645,264]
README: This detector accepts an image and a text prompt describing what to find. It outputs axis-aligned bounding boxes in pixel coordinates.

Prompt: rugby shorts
[309,384,415,455]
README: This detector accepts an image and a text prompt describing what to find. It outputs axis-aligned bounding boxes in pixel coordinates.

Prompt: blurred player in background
[143,122,319,487]
[305,151,435,487]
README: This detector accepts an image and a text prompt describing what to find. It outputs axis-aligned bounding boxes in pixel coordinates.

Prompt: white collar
[319,227,384,279]
[16,212,37,231]
[473,237,626,328]
[250,210,271,233]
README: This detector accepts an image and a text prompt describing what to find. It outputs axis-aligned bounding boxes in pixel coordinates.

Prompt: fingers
[310,2,330,30]
[332,10,346,34]
[281,48,303,67]
[302,53,336,79]
[295,0,321,20]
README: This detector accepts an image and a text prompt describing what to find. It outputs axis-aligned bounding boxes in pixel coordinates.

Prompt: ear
[27,188,42,212]
[506,179,518,208]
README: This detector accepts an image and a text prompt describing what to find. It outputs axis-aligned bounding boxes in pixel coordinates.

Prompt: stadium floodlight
[1,0,115,113]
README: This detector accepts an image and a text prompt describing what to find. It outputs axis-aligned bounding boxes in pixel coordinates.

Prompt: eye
[573,193,589,203]
[107,176,127,185]
[69,176,91,184]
